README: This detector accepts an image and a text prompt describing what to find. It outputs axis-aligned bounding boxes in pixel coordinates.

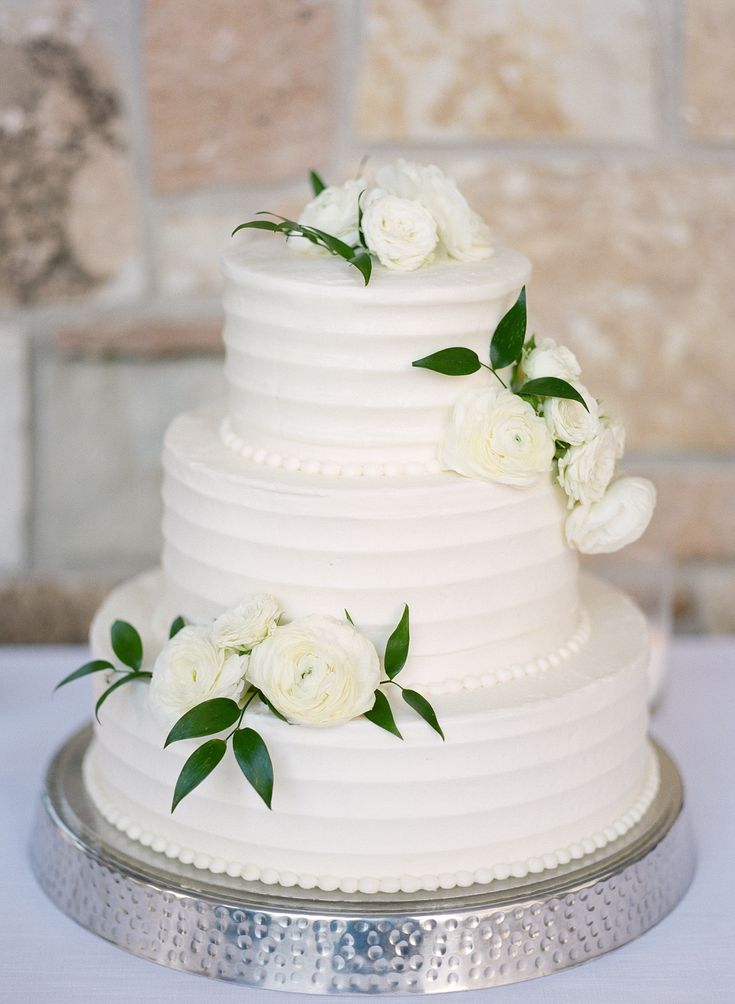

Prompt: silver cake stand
[30,726,694,994]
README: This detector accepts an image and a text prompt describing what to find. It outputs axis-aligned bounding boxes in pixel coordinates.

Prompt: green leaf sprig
[361,605,444,741]
[232,169,372,286]
[165,690,274,812]
[55,616,184,721]
[309,169,326,196]
[412,287,588,412]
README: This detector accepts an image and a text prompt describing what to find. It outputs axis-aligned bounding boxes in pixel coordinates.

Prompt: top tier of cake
[221,239,531,469]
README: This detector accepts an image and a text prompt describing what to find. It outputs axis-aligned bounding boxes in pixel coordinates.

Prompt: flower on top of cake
[413,291,656,555]
[232,161,494,283]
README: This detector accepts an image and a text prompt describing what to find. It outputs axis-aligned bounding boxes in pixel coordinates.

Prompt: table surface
[1,638,732,1003]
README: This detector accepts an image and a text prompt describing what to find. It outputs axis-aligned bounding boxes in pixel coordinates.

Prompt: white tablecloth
[1,638,732,1002]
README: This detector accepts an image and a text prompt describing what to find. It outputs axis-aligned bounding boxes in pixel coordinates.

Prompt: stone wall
[1,0,733,640]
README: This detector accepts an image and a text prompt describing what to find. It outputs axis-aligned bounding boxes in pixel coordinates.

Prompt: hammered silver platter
[30,726,694,994]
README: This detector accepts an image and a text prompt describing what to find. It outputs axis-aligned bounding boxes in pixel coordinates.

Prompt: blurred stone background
[0,0,733,641]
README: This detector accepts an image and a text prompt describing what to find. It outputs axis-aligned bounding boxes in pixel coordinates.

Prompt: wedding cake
[67,161,658,896]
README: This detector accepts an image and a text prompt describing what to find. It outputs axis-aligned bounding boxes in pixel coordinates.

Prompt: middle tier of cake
[159,406,580,692]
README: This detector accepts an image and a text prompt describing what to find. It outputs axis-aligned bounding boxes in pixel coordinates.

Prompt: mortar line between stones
[330,0,362,175]
[652,0,685,152]
[126,0,160,304]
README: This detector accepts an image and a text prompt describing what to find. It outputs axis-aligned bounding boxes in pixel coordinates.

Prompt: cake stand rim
[30,724,695,994]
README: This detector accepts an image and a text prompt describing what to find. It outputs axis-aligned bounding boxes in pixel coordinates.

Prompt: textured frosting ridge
[88,570,654,895]
[220,416,443,478]
[160,406,580,689]
[85,743,659,895]
[221,238,531,466]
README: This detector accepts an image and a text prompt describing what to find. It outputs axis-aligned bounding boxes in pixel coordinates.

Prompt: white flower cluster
[295,159,493,272]
[149,595,380,729]
[442,336,656,554]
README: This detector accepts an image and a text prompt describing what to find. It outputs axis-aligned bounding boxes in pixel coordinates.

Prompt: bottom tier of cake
[85,571,656,895]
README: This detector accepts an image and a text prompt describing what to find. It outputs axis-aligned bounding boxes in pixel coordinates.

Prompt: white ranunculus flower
[376,159,493,261]
[557,427,617,507]
[361,190,438,271]
[246,615,380,727]
[212,593,282,652]
[441,386,555,488]
[544,384,600,446]
[601,410,626,459]
[149,625,248,722]
[522,337,582,382]
[565,477,657,554]
[293,178,365,252]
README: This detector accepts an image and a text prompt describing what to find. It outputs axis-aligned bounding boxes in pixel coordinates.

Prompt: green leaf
[344,609,355,626]
[233,213,372,284]
[169,615,186,639]
[412,347,482,376]
[302,224,357,259]
[348,248,372,286]
[517,377,589,412]
[164,698,241,748]
[110,620,143,671]
[231,219,281,236]
[402,689,445,740]
[309,169,326,196]
[357,189,367,249]
[54,659,113,692]
[490,287,527,370]
[233,728,274,809]
[171,738,227,813]
[95,671,150,723]
[364,689,403,739]
[384,604,410,680]
[256,690,289,723]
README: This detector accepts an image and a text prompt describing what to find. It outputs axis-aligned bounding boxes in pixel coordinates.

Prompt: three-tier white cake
[81,163,658,896]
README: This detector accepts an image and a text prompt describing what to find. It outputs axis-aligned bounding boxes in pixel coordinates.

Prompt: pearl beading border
[84,745,660,897]
[421,607,592,696]
[220,418,442,478]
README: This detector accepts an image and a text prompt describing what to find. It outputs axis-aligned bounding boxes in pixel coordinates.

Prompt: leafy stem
[480,362,508,389]
[412,286,588,417]
[225,689,259,741]
[166,691,274,812]
[355,605,444,741]
[55,617,169,723]
[232,210,372,285]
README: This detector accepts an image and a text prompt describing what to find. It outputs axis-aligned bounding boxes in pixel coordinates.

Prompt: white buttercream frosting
[87,570,655,894]
[161,405,580,690]
[220,237,531,466]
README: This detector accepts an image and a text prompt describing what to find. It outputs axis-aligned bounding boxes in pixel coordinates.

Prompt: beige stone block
[675,562,735,634]
[156,188,305,295]
[624,460,735,562]
[684,1,735,141]
[448,159,735,452]
[145,0,337,193]
[0,578,110,644]
[358,0,657,142]
[0,3,143,305]
[156,206,237,296]
[34,351,224,574]
[55,315,222,357]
